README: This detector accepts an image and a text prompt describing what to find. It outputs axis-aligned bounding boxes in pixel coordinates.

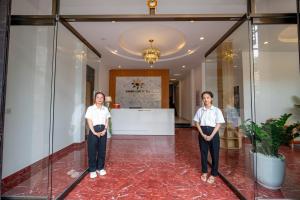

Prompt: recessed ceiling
[70,21,236,78]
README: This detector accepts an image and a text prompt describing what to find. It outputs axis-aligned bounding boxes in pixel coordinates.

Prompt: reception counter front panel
[111,109,175,135]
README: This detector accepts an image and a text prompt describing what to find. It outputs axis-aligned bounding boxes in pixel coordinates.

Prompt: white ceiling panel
[69,21,237,79]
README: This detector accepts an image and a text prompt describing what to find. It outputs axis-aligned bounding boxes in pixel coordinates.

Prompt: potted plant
[241,113,300,189]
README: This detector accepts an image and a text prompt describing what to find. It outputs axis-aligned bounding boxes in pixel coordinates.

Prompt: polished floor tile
[3,128,299,199]
[66,129,239,200]
[2,144,87,198]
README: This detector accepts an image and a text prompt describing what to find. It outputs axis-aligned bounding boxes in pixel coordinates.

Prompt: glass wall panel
[205,21,254,199]
[50,22,100,198]
[252,24,300,199]
[11,0,52,15]
[1,25,55,198]
[254,0,297,13]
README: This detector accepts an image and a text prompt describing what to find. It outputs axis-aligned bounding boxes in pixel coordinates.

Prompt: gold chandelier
[143,39,160,64]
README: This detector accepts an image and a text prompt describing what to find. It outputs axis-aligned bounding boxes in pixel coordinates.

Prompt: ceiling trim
[60,19,102,58]
[11,15,56,25]
[61,14,244,22]
[251,13,297,24]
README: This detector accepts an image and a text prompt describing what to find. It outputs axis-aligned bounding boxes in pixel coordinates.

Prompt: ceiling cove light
[143,39,160,64]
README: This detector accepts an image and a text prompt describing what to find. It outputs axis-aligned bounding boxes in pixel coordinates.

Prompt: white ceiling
[71,21,236,79]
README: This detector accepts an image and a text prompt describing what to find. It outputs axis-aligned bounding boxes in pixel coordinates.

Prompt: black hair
[94,91,105,102]
[201,91,214,99]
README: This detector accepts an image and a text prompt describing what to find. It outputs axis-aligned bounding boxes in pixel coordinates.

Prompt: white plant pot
[107,129,112,139]
[250,150,285,190]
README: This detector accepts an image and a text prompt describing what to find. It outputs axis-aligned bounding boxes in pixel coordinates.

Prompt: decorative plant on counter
[241,113,300,157]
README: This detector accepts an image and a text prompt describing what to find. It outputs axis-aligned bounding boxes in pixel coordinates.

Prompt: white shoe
[97,169,107,176]
[90,172,97,179]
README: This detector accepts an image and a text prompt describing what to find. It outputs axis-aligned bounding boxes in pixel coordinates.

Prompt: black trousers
[88,124,107,172]
[198,126,220,176]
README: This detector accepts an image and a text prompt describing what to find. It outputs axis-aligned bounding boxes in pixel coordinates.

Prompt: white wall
[3,23,102,177]
[180,72,192,122]
[53,23,88,151]
[254,52,300,123]
[179,64,204,124]
[242,51,252,121]
[191,64,204,120]
[255,0,296,13]
[11,0,52,15]
[204,62,219,106]
[53,23,102,151]
[97,63,110,95]
[3,26,54,178]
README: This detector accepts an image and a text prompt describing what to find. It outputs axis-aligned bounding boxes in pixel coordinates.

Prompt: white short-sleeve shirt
[193,105,225,127]
[85,104,111,126]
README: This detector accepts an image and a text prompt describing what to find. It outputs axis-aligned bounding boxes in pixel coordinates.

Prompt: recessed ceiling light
[190,20,194,23]
[112,50,118,54]
[182,65,186,69]
[264,41,270,45]
[173,74,181,76]
[112,21,116,23]
[187,50,194,54]
[200,37,205,40]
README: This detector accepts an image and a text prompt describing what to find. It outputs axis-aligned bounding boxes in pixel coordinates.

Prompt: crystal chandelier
[143,39,160,64]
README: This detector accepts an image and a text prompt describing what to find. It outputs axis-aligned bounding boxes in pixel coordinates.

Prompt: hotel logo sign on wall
[125,79,150,93]
[116,77,161,108]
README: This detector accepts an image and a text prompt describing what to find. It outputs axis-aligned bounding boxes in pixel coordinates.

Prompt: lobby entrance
[0,0,300,199]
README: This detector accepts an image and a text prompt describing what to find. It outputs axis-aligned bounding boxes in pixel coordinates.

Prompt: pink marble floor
[66,129,239,200]
[2,143,87,198]
[3,128,299,199]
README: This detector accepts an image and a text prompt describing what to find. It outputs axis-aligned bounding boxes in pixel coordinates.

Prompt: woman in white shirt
[193,91,225,184]
[85,91,111,179]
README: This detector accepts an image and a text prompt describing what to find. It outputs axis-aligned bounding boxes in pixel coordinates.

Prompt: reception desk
[111,109,175,135]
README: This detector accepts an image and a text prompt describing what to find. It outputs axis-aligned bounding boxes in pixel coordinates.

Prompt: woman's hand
[100,130,106,136]
[206,135,213,141]
[93,132,101,137]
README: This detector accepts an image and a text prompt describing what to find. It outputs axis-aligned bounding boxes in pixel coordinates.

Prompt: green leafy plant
[241,113,300,157]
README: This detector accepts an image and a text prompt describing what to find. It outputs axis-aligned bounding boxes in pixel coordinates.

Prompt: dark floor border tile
[55,168,89,200]
[208,161,246,200]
